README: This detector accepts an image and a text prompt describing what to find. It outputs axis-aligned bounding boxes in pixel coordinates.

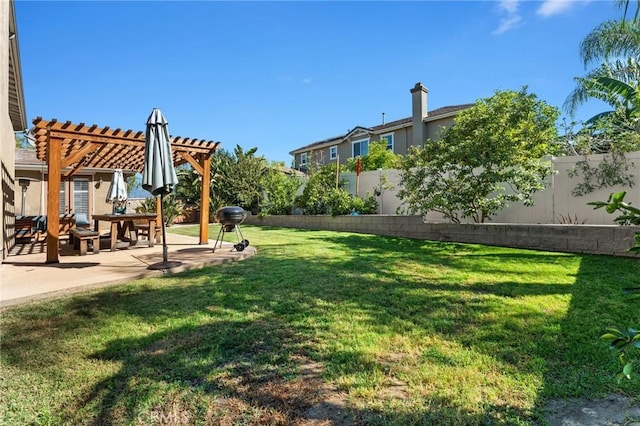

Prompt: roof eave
[289,137,344,155]
[423,105,473,123]
[423,110,462,122]
[9,0,27,131]
[374,121,412,133]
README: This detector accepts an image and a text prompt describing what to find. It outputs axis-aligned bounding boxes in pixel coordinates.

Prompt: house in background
[289,82,471,171]
[14,149,142,221]
[1,0,27,261]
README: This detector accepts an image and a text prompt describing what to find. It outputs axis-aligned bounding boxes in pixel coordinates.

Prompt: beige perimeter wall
[341,151,640,225]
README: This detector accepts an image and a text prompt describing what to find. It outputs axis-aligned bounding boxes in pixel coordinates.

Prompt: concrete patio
[0,230,256,309]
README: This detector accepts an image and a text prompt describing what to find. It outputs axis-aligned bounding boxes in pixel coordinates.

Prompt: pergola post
[45,131,61,264]
[199,154,211,244]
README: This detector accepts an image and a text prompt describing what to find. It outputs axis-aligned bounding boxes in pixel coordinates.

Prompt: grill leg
[213,226,225,252]
[235,225,244,243]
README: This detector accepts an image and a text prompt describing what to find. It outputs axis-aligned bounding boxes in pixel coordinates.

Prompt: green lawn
[1,225,639,425]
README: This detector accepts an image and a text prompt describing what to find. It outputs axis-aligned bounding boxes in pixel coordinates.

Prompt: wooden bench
[69,228,100,256]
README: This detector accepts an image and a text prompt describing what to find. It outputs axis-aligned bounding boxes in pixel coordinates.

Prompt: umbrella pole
[160,193,168,263]
[147,193,181,270]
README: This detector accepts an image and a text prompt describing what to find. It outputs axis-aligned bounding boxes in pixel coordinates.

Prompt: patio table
[93,213,158,252]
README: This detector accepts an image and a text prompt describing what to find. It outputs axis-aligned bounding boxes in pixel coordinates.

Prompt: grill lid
[216,206,246,226]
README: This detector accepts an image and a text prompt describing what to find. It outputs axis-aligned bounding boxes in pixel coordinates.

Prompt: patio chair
[13,216,43,243]
[133,218,161,243]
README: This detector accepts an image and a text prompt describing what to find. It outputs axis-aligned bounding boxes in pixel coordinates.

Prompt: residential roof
[424,104,473,121]
[15,148,39,166]
[289,103,472,155]
[370,117,412,132]
[9,0,27,131]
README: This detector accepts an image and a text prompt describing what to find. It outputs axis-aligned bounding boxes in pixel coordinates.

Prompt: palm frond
[579,19,640,67]
[564,59,640,116]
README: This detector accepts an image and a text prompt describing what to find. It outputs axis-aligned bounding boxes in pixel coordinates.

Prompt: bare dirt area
[544,394,640,426]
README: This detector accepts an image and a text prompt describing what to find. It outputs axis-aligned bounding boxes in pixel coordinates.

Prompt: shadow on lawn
[533,252,640,411]
[2,229,638,424]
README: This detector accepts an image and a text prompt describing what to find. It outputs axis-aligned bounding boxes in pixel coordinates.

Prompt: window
[300,153,307,166]
[59,185,67,215]
[329,146,337,160]
[352,138,369,157]
[56,177,90,215]
[73,179,89,217]
[381,133,394,151]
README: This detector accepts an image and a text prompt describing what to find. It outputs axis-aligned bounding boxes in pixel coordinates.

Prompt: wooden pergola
[32,117,220,264]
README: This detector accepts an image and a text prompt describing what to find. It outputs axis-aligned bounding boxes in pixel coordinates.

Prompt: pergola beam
[61,142,96,169]
[179,152,204,175]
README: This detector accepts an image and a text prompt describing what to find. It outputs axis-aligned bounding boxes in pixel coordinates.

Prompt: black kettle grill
[213,206,249,252]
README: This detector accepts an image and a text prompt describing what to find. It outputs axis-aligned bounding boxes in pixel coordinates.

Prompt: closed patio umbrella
[105,168,128,214]
[142,108,181,269]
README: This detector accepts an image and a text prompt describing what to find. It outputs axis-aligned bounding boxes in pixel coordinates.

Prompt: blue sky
[17,0,620,164]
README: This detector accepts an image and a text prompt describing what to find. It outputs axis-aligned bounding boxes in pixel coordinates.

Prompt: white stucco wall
[342,151,640,225]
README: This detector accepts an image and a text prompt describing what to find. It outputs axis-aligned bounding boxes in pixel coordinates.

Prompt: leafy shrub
[296,163,344,215]
[295,163,379,216]
[601,327,640,382]
[351,194,378,214]
[327,188,352,216]
[346,139,401,171]
[589,191,640,253]
[135,195,183,227]
[591,191,639,381]
[260,168,302,215]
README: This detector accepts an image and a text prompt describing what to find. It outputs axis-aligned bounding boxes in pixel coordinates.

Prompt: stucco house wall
[425,116,454,142]
[15,149,139,221]
[1,0,27,261]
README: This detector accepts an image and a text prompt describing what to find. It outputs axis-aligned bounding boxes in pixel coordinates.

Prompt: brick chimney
[410,82,428,147]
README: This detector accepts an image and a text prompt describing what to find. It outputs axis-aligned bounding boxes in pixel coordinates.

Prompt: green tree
[15,132,27,149]
[564,58,640,121]
[566,1,640,119]
[562,0,640,195]
[175,166,201,205]
[260,165,302,215]
[297,163,345,215]
[579,1,640,68]
[562,110,640,196]
[126,174,141,197]
[397,87,559,223]
[210,145,268,214]
[346,139,401,172]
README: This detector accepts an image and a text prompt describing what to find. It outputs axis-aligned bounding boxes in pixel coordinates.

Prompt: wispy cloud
[536,0,578,17]
[493,0,522,35]
[302,77,313,84]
